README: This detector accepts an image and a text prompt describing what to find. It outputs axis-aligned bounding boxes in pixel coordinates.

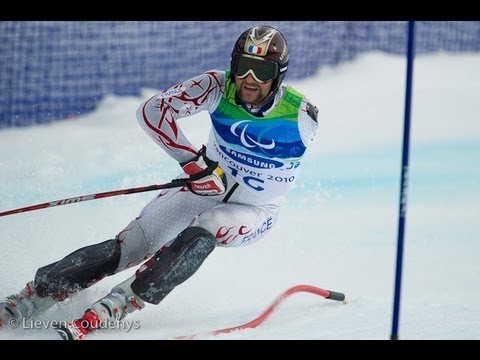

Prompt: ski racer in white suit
[0,25,319,339]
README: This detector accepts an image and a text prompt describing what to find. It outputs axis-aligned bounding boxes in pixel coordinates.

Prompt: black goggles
[231,55,279,83]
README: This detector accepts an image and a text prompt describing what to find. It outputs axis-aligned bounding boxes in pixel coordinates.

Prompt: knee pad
[34,239,121,298]
[131,227,216,305]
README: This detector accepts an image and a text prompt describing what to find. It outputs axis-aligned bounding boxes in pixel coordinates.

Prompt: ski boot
[54,276,145,340]
[0,281,58,330]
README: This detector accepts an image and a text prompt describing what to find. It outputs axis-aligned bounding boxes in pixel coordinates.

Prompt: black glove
[180,146,227,196]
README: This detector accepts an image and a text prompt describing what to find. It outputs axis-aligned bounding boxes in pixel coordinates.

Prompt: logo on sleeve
[156,86,186,99]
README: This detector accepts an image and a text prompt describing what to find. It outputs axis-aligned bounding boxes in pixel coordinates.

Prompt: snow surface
[1,52,479,340]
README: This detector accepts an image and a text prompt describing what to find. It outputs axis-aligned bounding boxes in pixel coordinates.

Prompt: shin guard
[34,239,121,299]
[131,227,216,304]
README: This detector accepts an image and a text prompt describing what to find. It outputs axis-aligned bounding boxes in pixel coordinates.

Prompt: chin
[241,96,257,105]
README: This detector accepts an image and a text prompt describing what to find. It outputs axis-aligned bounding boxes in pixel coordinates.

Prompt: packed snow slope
[1,52,479,339]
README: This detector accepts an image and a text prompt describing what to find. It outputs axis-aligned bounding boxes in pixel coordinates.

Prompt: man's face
[235,74,273,107]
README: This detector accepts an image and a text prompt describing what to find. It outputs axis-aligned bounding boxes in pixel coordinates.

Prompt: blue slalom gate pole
[391,21,416,340]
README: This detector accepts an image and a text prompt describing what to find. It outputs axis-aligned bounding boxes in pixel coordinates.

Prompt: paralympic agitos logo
[230,120,275,150]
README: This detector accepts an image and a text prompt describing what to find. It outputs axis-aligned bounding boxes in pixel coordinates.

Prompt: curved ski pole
[0,178,187,218]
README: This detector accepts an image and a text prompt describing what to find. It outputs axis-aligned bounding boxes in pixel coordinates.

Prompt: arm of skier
[136,70,227,195]
[298,96,319,146]
[136,70,225,163]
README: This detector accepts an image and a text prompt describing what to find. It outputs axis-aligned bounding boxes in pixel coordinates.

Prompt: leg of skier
[0,239,122,329]
[58,201,278,340]
[0,184,219,330]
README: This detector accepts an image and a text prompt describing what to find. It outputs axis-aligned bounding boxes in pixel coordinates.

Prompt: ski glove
[180,146,227,196]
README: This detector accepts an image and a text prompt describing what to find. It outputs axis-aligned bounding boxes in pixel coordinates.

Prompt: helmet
[230,26,289,94]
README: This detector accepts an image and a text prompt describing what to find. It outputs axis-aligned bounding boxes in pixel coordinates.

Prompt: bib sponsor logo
[219,145,282,169]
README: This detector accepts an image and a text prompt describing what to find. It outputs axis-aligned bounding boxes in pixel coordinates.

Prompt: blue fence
[1,21,479,128]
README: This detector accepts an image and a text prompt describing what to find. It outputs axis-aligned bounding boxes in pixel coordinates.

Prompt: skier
[0,25,319,339]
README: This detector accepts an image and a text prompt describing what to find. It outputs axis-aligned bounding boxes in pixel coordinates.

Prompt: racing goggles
[231,55,279,83]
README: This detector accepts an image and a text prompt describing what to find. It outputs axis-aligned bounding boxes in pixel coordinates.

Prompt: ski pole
[0,178,187,218]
